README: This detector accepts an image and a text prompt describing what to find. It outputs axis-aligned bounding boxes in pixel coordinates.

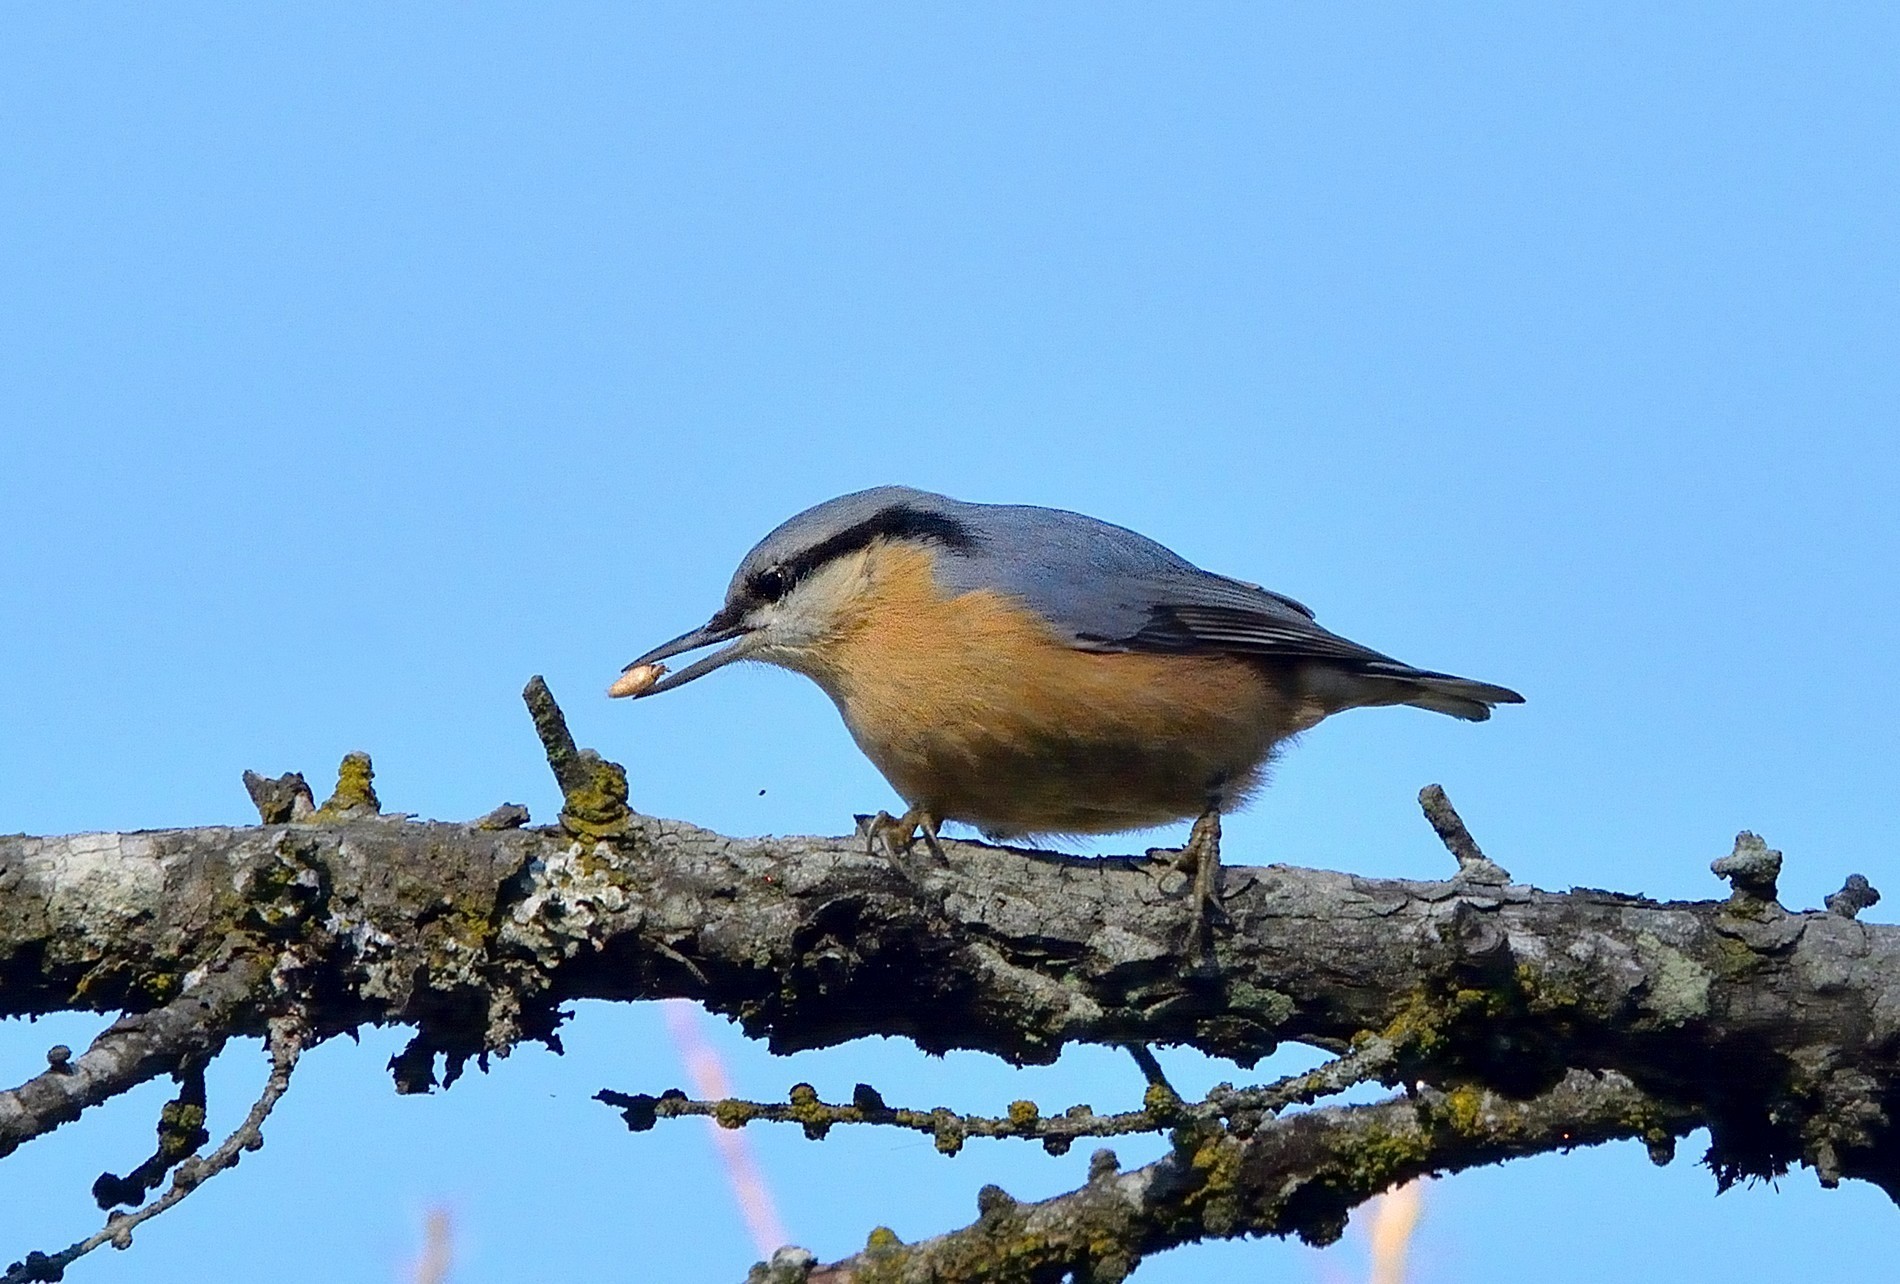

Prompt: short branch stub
[1712,831,1782,905]
[522,675,631,838]
[1826,875,1881,920]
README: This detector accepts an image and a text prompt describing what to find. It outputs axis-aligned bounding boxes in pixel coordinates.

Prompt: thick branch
[4,801,1895,1193]
[2,685,1897,1209]
[796,1070,1695,1284]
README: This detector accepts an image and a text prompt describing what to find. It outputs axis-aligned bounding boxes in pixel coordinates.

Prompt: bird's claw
[1171,809,1234,943]
[859,806,946,873]
[861,809,912,863]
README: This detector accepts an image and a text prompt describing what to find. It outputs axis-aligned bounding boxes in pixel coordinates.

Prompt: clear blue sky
[3,6,1897,1282]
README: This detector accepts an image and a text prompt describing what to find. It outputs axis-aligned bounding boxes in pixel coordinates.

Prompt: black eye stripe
[740,505,977,607]
[782,508,976,583]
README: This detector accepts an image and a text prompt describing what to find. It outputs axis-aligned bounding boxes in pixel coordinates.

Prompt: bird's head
[614,486,978,697]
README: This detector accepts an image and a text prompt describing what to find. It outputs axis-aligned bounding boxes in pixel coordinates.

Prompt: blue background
[3,6,1897,1281]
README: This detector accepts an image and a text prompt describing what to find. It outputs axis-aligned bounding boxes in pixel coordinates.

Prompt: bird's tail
[1304,662,1525,722]
[1391,669,1525,722]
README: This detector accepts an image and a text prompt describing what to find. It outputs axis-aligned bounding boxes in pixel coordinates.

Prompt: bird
[615,485,1521,923]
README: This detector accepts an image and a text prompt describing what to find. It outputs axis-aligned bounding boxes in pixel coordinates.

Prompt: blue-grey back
[736,486,1392,664]
[932,497,1317,646]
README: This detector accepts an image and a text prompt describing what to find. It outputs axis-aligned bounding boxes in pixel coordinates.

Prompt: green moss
[157,1100,207,1158]
[1611,1095,1678,1163]
[1250,1112,1433,1246]
[1707,930,1765,980]
[1377,967,1585,1082]
[839,1257,908,1284]
[1224,980,1296,1025]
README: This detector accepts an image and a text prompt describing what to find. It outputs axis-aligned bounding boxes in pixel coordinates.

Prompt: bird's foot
[858,805,946,873]
[1169,808,1233,944]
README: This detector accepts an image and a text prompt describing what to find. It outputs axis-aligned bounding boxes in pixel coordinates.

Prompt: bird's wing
[936,502,1404,669]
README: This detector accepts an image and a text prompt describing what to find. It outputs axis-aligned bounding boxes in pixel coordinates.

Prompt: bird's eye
[752,566,790,601]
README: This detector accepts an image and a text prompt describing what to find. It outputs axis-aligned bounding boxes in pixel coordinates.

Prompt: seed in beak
[607,662,668,698]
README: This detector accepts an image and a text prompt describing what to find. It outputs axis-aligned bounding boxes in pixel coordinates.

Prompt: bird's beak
[615,611,754,697]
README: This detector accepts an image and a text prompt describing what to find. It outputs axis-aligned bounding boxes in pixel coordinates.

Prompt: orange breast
[793,543,1309,836]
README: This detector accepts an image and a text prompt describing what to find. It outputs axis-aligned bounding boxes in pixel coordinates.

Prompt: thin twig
[602,1036,1399,1157]
[4,1013,309,1284]
[89,1062,210,1210]
[1125,1045,1171,1090]
[0,955,267,1161]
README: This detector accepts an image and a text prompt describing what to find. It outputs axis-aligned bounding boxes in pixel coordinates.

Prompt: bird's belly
[815,600,1295,835]
[869,716,1269,836]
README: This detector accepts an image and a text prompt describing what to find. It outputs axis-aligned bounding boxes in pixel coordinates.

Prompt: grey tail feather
[1387,669,1525,722]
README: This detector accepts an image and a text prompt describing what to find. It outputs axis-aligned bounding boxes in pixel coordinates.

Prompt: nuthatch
[618,486,1521,916]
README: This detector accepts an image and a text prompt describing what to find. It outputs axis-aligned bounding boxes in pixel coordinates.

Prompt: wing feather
[932,501,1405,670]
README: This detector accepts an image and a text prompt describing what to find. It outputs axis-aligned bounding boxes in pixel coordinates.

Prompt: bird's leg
[913,809,948,863]
[1170,802,1233,940]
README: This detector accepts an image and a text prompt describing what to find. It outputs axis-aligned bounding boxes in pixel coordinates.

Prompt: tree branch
[792,1069,1696,1284]
[600,1036,1400,1156]
[4,1012,308,1284]
[0,951,267,1159]
[3,678,1897,1278]
[4,775,1891,1182]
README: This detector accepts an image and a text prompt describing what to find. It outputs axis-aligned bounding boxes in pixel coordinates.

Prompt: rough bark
[795,1070,1696,1284]
[1,683,1894,1279]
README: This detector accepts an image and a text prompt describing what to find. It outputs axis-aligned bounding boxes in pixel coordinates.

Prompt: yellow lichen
[1441,1084,1486,1136]
[1185,1126,1246,1237]
[559,754,631,839]
[1337,1120,1432,1193]
[932,1110,966,1156]
[140,971,181,1003]
[712,1099,758,1129]
[1513,962,1582,1014]
[307,751,380,822]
